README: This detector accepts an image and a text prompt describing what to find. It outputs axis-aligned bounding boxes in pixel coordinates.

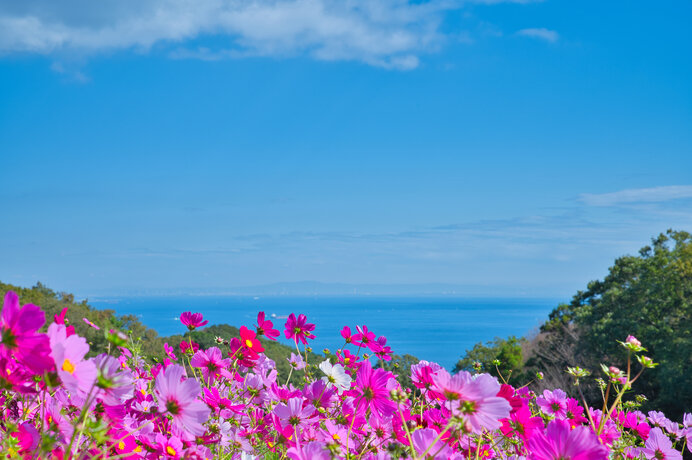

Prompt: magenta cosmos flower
[353,360,398,421]
[190,347,231,383]
[155,364,211,436]
[0,291,53,373]
[527,419,608,460]
[284,313,316,345]
[180,311,208,330]
[255,312,280,340]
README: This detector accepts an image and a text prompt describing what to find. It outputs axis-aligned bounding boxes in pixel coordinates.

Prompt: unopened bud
[637,355,657,369]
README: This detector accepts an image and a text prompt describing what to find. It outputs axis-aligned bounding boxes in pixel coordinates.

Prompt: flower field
[0,290,690,459]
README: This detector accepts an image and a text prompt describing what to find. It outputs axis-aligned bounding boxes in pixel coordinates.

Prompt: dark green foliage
[455,229,692,420]
[0,282,320,383]
[547,229,692,418]
[0,281,167,359]
[453,336,526,382]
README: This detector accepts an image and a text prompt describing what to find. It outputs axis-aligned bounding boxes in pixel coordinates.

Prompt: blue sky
[1,0,691,298]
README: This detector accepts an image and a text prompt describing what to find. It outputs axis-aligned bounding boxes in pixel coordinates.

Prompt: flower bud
[626,335,641,347]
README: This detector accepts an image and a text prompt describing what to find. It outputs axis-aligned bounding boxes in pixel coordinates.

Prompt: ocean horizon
[91,295,560,369]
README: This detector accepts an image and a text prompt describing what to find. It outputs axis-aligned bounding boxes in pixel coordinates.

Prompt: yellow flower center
[166,445,176,456]
[332,433,340,440]
[118,441,125,450]
[245,339,253,348]
[134,446,142,453]
[62,359,76,374]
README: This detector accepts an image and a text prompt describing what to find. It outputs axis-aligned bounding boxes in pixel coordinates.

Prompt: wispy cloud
[579,185,692,207]
[0,0,539,69]
[516,28,559,43]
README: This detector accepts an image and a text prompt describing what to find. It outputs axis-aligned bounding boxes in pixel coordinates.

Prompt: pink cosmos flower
[274,396,317,429]
[500,402,544,440]
[93,354,134,405]
[0,291,53,373]
[54,307,75,336]
[11,422,39,454]
[255,312,280,340]
[287,441,331,460]
[164,342,177,361]
[412,428,453,459]
[284,313,316,345]
[48,323,97,395]
[411,360,443,391]
[180,311,208,330]
[288,352,306,370]
[536,389,568,418]
[155,432,184,458]
[563,398,588,427]
[179,340,199,355]
[527,419,608,460]
[431,370,511,433]
[82,317,100,330]
[228,337,257,368]
[341,326,353,344]
[642,427,682,460]
[351,325,376,348]
[353,360,398,421]
[373,336,393,361]
[155,364,211,436]
[191,347,232,383]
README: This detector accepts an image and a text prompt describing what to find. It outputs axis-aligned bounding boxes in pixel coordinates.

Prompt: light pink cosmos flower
[642,427,682,460]
[288,352,306,370]
[0,291,53,373]
[431,370,511,433]
[155,364,211,437]
[412,427,454,459]
[284,313,316,345]
[48,323,97,395]
[527,419,608,460]
[536,389,568,418]
[180,311,209,330]
[287,441,331,460]
[274,396,316,430]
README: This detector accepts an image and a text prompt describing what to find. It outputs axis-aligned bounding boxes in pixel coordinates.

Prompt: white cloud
[579,185,692,207]
[0,0,540,69]
[0,0,457,69]
[516,27,558,43]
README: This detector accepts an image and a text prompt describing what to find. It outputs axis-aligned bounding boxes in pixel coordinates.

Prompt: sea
[90,296,559,370]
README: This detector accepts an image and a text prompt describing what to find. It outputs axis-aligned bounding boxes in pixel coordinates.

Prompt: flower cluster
[0,290,690,459]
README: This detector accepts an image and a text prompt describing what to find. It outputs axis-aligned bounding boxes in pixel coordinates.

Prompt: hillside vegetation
[456,229,692,420]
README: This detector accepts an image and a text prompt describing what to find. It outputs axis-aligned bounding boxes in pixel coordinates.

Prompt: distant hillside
[0,281,416,388]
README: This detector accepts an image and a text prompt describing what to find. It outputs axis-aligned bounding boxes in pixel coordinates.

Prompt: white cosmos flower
[319,360,352,394]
